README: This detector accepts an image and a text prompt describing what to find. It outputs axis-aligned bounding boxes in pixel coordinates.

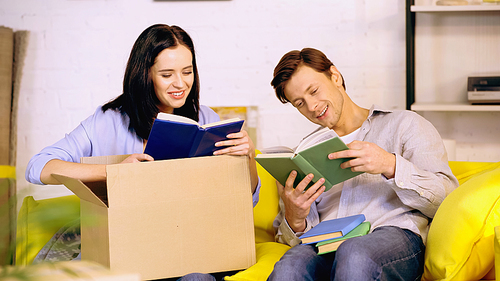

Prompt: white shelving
[408,4,500,161]
[412,6,500,112]
[411,103,500,111]
[411,5,500,12]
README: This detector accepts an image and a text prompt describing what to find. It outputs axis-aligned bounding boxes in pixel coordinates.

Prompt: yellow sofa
[16,160,500,281]
[230,160,500,281]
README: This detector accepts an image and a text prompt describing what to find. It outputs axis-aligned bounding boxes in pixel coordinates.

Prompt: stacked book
[299,214,371,255]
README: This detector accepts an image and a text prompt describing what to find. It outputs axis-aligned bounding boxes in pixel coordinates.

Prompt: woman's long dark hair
[102,24,200,140]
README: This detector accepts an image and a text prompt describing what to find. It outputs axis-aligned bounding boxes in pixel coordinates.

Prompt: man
[267,48,458,281]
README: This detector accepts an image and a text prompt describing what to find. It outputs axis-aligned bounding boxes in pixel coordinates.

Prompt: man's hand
[328,140,396,179]
[278,171,326,233]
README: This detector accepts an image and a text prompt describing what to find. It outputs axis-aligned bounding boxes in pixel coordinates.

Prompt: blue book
[299,214,366,245]
[144,112,244,160]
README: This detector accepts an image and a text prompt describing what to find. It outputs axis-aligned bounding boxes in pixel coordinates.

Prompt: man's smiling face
[284,65,345,130]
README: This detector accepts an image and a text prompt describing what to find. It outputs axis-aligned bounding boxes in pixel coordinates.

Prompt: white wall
[414,11,500,162]
[1,0,407,202]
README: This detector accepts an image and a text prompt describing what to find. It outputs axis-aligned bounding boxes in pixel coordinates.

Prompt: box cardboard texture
[52,155,256,280]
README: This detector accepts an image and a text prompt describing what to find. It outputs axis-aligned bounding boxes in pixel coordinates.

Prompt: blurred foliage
[0,177,15,267]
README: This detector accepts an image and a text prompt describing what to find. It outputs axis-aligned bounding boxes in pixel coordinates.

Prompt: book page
[200,117,242,129]
[258,146,295,154]
[295,127,339,154]
[157,112,199,125]
[255,152,294,158]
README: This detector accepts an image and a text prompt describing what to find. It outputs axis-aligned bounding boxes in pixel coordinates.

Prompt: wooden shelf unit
[411,5,500,12]
[411,103,500,112]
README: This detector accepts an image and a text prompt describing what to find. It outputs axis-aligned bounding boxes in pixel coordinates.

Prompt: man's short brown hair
[270,48,346,104]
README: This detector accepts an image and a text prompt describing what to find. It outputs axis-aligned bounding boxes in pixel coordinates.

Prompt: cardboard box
[52,155,256,280]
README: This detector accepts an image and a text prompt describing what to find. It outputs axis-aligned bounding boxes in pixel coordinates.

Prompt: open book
[255,127,363,191]
[144,113,244,160]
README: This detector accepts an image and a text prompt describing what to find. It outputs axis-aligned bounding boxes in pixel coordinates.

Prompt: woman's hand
[213,129,255,157]
[121,153,154,164]
[213,129,259,194]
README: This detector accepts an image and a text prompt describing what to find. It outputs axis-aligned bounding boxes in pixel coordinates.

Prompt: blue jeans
[176,273,216,281]
[172,270,241,281]
[268,226,425,281]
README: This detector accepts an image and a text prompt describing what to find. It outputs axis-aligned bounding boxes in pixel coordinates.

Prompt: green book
[316,221,371,255]
[255,127,364,191]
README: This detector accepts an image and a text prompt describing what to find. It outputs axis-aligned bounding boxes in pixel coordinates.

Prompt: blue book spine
[300,214,366,245]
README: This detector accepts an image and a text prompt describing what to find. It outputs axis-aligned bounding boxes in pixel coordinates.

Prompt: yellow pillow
[449,161,500,185]
[423,162,500,281]
[495,226,500,281]
[225,242,290,281]
[226,151,291,280]
[252,152,281,244]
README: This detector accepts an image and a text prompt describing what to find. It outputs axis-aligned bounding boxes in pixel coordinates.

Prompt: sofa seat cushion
[252,152,281,244]
[423,161,500,281]
[225,242,290,281]
[226,151,289,280]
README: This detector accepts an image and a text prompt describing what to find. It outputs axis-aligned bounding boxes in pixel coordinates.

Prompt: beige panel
[0,27,13,166]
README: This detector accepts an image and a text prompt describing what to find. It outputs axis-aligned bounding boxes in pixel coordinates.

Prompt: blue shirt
[26,105,260,206]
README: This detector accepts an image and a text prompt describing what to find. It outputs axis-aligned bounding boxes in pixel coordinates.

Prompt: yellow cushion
[448,161,500,185]
[423,161,500,281]
[252,151,281,244]
[226,151,290,280]
[16,195,80,265]
[495,225,500,281]
[225,242,290,281]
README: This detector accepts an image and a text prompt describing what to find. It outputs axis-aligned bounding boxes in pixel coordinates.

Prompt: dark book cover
[144,116,244,161]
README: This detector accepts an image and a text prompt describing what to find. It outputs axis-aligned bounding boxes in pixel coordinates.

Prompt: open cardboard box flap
[51,174,107,208]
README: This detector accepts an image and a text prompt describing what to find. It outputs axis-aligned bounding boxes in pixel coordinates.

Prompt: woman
[25,24,260,281]
[26,24,259,194]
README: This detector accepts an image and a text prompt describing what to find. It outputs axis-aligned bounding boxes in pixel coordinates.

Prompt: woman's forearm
[40,159,107,185]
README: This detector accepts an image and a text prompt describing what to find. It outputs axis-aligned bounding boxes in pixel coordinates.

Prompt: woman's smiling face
[151,44,194,113]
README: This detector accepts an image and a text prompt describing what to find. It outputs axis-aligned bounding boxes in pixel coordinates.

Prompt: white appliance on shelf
[467,74,500,104]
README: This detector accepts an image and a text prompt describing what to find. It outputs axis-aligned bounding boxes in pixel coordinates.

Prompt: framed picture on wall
[154,0,231,1]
